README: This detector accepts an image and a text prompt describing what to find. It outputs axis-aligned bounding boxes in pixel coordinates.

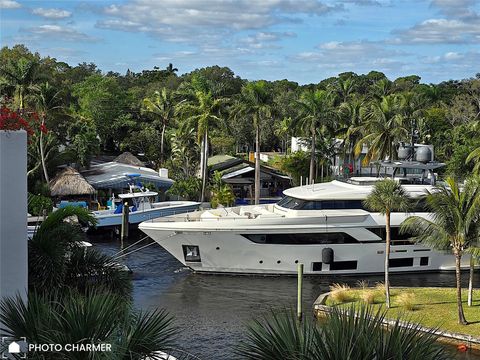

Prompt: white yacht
[139,147,462,275]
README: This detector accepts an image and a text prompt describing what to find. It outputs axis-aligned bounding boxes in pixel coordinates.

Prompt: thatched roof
[50,167,96,196]
[114,152,145,167]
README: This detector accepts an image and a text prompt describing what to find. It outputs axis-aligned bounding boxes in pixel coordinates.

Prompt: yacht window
[241,232,359,245]
[277,196,365,210]
[366,227,414,244]
[312,262,322,271]
[330,261,358,270]
[389,258,414,267]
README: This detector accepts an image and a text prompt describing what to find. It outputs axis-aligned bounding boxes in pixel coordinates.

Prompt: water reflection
[92,234,480,360]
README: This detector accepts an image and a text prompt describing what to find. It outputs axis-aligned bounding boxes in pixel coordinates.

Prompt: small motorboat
[92,175,200,228]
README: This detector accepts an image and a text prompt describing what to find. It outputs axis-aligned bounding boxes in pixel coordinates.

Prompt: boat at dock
[139,145,467,275]
[92,176,200,227]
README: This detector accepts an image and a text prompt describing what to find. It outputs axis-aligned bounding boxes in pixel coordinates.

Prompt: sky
[1,0,479,84]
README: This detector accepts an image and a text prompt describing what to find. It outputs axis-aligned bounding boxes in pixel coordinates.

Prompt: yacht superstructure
[139,176,459,275]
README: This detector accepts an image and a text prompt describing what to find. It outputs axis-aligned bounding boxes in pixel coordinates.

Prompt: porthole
[216,247,220,250]
[259,260,263,264]
[294,260,299,264]
[277,260,281,264]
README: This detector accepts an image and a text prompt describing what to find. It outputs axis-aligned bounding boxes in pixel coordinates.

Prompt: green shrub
[28,193,53,216]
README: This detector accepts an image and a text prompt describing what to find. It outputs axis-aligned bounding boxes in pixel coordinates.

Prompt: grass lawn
[325,286,480,337]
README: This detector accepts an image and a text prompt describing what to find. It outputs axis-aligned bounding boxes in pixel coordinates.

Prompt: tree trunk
[200,129,209,203]
[455,250,468,324]
[199,136,205,201]
[39,118,49,184]
[160,122,166,166]
[309,129,316,184]
[254,124,260,205]
[468,255,475,307]
[385,210,391,308]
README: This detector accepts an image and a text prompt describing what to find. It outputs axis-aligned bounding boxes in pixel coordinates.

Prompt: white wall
[0,130,28,302]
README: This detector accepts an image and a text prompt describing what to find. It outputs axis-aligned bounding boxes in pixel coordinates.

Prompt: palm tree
[295,89,335,184]
[32,82,63,184]
[29,206,131,296]
[371,78,393,100]
[355,95,408,165]
[170,126,198,177]
[236,305,447,360]
[364,179,411,308]
[466,246,479,306]
[336,77,356,103]
[166,63,178,75]
[274,117,292,154]
[338,98,366,174]
[0,57,40,110]
[234,81,272,204]
[179,90,225,202]
[142,88,177,166]
[401,177,480,324]
[0,291,178,360]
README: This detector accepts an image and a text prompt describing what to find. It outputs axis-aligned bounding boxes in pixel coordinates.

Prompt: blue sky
[1,0,479,84]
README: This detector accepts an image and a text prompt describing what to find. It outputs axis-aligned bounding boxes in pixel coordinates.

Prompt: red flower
[40,123,48,134]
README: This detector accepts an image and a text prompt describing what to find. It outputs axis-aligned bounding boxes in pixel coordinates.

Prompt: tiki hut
[49,167,96,197]
[114,152,145,167]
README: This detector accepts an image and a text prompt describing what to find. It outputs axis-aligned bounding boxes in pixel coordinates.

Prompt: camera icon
[1,337,27,359]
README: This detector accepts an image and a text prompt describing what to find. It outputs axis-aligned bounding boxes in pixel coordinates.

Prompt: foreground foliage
[237,305,448,360]
[0,291,177,360]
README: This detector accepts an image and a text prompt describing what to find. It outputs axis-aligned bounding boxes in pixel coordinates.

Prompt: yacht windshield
[276,196,364,210]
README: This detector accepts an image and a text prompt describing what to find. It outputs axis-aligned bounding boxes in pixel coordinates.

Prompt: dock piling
[121,201,129,249]
[297,263,304,322]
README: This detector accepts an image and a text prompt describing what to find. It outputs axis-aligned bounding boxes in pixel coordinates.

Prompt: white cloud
[239,31,295,50]
[96,0,341,42]
[0,0,20,9]
[430,0,478,18]
[21,25,100,43]
[291,40,407,74]
[391,18,480,44]
[32,8,72,19]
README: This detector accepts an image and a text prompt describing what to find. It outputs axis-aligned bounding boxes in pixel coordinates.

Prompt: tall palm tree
[398,91,425,140]
[355,95,408,165]
[234,81,272,204]
[236,305,447,360]
[179,90,225,202]
[401,177,480,324]
[32,82,63,184]
[0,57,40,110]
[0,291,178,360]
[371,78,393,100]
[466,246,479,306]
[294,90,335,183]
[338,97,366,174]
[364,179,411,308]
[142,88,177,166]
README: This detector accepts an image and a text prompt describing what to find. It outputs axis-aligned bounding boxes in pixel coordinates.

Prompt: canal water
[91,232,480,360]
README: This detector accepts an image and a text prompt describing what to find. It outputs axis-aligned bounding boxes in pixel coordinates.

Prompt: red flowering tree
[0,101,52,182]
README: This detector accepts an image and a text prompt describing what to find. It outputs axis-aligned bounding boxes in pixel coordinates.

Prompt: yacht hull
[139,217,459,275]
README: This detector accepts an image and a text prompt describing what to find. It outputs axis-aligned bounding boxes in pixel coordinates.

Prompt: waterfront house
[208,155,291,204]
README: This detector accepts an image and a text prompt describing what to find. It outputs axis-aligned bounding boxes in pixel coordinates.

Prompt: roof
[208,155,244,172]
[50,167,96,196]
[380,160,446,170]
[209,155,291,181]
[81,162,173,189]
[114,152,145,167]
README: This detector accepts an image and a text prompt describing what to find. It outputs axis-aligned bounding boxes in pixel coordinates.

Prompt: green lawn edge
[323,287,480,337]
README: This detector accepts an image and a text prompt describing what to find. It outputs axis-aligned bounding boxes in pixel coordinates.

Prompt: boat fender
[322,248,334,264]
